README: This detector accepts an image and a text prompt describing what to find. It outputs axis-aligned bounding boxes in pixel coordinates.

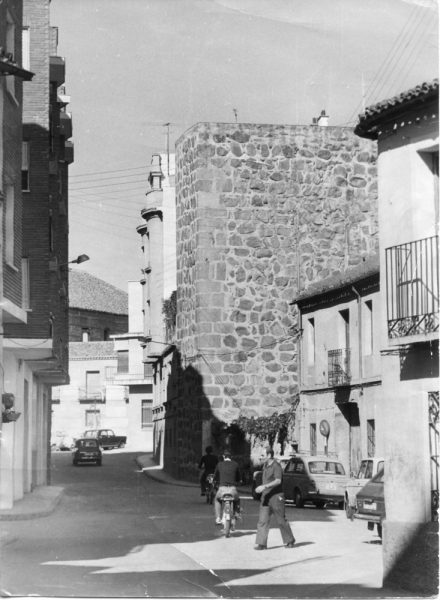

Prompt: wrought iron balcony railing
[78,387,106,403]
[328,348,351,387]
[386,236,439,338]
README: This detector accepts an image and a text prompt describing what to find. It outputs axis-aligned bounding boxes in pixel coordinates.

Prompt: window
[141,400,152,428]
[117,350,129,373]
[82,328,90,342]
[338,309,350,350]
[103,328,110,341]
[105,366,117,380]
[310,423,317,455]
[85,410,100,428]
[22,258,30,309]
[5,185,15,265]
[295,460,305,474]
[363,300,373,356]
[6,11,16,98]
[86,371,101,399]
[22,141,30,191]
[306,317,315,365]
[367,419,375,457]
[22,26,30,71]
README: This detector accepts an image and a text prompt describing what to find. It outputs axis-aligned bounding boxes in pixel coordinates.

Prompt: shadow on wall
[161,349,251,482]
[383,520,439,597]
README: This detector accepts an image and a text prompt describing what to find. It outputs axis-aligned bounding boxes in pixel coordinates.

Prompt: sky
[50,0,439,291]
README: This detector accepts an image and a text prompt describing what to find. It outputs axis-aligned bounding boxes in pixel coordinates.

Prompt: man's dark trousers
[255,493,294,546]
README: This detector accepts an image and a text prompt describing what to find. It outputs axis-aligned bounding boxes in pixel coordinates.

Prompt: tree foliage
[232,396,299,452]
[162,291,177,341]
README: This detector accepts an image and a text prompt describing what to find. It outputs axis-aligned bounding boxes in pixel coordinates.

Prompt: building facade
[135,154,177,464]
[112,281,154,452]
[293,256,381,475]
[51,271,129,445]
[152,121,379,481]
[355,80,439,594]
[0,0,72,510]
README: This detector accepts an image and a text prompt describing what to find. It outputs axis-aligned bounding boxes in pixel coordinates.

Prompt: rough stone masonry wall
[174,122,378,468]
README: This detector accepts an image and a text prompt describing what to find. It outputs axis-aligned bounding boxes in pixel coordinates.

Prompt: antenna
[233,108,238,123]
[163,122,170,176]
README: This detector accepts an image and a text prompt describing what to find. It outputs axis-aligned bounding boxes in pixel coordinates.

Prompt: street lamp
[49,254,90,271]
[69,254,90,265]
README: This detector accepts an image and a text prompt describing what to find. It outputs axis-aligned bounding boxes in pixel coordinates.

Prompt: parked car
[83,429,127,450]
[252,456,291,500]
[72,438,102,466]
[283,455,348,508]
[51,431,74,451]
[353,468,385,538]
[344,457,384,519]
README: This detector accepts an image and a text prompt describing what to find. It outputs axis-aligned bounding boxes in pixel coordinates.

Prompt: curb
[0,487,64,521]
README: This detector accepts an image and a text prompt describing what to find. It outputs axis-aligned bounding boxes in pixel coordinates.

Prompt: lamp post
[49,254,90,271]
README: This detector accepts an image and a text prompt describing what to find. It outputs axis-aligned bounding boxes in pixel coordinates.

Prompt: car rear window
[308,461,346,475]
[78,440,99,448]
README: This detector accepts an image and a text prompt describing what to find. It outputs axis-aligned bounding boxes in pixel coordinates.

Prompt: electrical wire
[345,4,433,125]
[69,165,148,179]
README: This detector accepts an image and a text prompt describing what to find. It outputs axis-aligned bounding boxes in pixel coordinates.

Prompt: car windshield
[78,440,99,448]
[308,461,346,475]
[358,460,373,479]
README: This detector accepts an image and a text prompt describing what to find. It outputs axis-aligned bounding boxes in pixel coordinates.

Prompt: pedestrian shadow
[262,541,314,550]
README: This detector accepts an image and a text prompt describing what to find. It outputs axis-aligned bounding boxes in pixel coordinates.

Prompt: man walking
[254,447,295,550]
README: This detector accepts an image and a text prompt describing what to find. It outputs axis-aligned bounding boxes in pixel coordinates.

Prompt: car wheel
[314,500,325,509]
[73,460,78,466]
[338,500,344,510]
[118,442,126,448]
[294,489,304,508]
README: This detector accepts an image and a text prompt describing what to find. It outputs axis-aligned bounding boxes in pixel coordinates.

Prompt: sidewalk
[135,454,252,495]
[0,485,64,521]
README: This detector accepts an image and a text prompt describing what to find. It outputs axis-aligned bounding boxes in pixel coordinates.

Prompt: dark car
[72,438,102,466]
[353,468,385,538]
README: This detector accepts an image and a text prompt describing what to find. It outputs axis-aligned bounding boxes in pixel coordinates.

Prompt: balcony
[328,348,351,387]
[78,387,106,404]
[386,236,439,339]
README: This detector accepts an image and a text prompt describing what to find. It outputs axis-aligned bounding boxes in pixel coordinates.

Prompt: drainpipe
[351,285,362,380]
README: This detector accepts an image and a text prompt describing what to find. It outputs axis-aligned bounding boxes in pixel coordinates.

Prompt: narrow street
[0,450,391,598]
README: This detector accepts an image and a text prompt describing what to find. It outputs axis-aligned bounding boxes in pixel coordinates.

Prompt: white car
[344,457,384,519]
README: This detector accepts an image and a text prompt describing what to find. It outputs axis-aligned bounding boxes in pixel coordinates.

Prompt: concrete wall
[373,99,438,592]
[172,122,378,473]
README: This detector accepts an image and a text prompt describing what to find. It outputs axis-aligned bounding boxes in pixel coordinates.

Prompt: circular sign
[319,419,330,437]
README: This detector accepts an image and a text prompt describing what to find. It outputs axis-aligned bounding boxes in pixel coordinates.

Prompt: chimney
[317,110,329,127]
[148,154,164,191]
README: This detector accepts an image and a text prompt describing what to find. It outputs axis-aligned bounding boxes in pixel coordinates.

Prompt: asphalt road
[0,450,393,598]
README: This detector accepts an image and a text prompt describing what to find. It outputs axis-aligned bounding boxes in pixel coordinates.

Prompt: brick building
[148,121,378,480]
[0,0,72,510]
